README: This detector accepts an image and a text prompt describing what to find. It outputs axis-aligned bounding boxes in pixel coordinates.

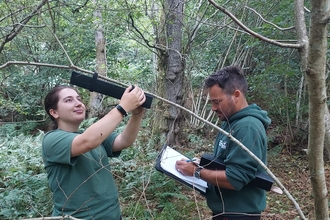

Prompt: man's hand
[175,158,198,176]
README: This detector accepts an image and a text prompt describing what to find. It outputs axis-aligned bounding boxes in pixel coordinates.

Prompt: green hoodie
[206,103,271,215]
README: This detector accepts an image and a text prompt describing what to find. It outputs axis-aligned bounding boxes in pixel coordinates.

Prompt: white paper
[160,146,208,192]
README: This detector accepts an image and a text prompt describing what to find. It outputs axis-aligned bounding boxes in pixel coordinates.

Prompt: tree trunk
[305,0,329,218]
[153,0,186,146]
[89,2,106,118]
[324,107,330,159]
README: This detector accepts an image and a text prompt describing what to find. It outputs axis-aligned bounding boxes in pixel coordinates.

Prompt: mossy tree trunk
[89,2,106,118]
[153,0,187,146]
[305,0,329,218]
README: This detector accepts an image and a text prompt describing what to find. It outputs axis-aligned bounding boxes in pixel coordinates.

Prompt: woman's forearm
[112,110,144,151]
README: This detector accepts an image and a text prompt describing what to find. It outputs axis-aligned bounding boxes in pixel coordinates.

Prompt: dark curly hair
[204,65,247,97]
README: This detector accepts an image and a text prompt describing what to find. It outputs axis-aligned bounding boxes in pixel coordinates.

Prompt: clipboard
[155,146,279,194]
[154,146,207,196]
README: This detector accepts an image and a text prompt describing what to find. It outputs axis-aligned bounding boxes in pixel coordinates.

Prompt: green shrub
[0,132,52,219]
[0,122,209,219]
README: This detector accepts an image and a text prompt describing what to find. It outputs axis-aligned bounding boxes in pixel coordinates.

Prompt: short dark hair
[204,65,248,96]
[44,85,73,130]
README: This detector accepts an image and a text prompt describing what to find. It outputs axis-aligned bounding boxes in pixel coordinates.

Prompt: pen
[186,158,196,162]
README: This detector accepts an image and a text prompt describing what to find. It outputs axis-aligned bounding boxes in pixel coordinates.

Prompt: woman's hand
[119,85,146,113]
[132,106,146,116]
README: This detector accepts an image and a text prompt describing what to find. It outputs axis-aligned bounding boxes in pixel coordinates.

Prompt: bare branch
[225,25,298,43]
[245,6,295,31]
[0,5,30,23]
[186,1,223,53]
[46,0,56,32]
[304,6,311,13]
[0,61,127,87]
[207,0,303,49]
[0,61,71,70]
[8,23,45,28]
[128,13,160,50]
[40,15,74,66]
[0,0,49,53]
[71,0,90,13]
[22,216,81,220]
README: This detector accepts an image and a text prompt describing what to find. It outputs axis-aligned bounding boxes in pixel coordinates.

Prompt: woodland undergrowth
[0,121,325,220]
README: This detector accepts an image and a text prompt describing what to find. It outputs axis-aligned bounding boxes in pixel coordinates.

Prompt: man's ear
[49,109,59,119]
[233,90,241,98]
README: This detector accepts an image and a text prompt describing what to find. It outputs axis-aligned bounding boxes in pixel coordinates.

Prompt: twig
[40,13,74,66]
[207,0,303,49]
[21,216,81,220]
[0,0,49,52]
[0,61,127,87]
[245,6,295,31]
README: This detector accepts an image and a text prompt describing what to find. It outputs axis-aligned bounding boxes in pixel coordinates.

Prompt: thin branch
[128,13,160,50]
[40,16,74,66]
[245,6,295,31]
[2,23,45,28]
[225,25,298,43]
[304,6,311,13]
[0,0,49,53]
[0,7,25,23]
[46,0,56,33]
[0,119,46,125]
[187,2,216,48]
[207,0,302,49]
[0,61,127,87]
[0,61,74,71]
[22,216,81,220]
[71,0,90,13]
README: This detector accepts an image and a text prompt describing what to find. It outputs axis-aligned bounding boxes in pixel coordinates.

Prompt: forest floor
[261,150,330,220]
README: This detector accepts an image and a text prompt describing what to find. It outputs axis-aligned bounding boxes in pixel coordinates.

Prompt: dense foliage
[0,131,52,218]
[0,0,311,142]
[0,120,319,219]
[0,0,328,219]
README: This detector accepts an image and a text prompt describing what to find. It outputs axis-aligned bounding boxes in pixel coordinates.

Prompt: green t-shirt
[206,104,271,215]
[42,129,121,219]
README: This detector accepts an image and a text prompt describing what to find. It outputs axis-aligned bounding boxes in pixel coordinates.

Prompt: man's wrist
[194,167,203,179]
